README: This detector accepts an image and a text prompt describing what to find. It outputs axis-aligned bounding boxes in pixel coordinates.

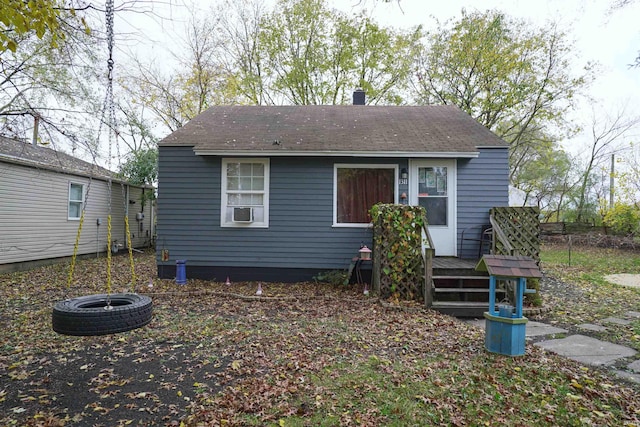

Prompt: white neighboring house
[0,136,154,272]
[509,185,537,207]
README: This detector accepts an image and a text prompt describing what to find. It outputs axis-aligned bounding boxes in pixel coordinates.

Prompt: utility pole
[610,153,615,209]
[31,114,39,146]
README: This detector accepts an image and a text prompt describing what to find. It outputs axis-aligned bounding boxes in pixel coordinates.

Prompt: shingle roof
[159,105,508,156]
[475,255,543,279]
[0,136,133,184]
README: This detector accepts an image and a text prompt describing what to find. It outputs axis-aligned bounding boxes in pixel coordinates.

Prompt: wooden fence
[540,221,609,235]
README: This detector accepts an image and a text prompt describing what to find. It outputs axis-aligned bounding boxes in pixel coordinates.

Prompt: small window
[417,166,448,226]
[221,158,269,227]
[68,183,84,220]
[334,165,396,226]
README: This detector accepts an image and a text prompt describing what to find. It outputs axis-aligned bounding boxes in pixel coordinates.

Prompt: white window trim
[68,182,85,221]
[333,163,398,228]
[221,158,270,228]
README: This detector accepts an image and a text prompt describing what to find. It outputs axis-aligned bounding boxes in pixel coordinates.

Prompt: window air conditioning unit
[232,207,253,223]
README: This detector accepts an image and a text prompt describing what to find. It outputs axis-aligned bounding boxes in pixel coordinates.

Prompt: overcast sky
[115,0,640,153]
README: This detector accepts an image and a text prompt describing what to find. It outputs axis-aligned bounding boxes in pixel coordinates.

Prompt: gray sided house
[156,102,509,282]
[0,136,155,272]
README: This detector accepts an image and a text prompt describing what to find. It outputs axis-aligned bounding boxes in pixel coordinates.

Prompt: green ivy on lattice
[370,204,427,300]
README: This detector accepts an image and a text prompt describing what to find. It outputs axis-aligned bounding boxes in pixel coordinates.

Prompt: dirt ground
[1,252,639,426]
[2,293,228,426]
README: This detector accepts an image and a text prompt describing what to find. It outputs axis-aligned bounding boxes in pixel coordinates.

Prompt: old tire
[52,293,153,336]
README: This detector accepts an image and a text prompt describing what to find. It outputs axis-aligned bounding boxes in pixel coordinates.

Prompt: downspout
[141,187,147,246]
[150,189,155,248]
[126,184,130,247]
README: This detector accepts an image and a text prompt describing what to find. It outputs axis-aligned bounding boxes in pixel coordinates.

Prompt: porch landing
[433,257,479,270]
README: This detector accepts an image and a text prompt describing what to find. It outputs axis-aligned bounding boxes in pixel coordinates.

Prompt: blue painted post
[484,274,528,356]
[515,277,526,318]
[176,260,187,285]
[488,276,497,315]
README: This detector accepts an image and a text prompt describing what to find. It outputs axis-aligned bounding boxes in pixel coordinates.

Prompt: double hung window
[68,183,84,220]
[221,158,269,227]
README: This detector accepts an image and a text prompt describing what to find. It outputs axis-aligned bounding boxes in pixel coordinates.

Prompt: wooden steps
[432,275,490,281]
[429,264,495,317]
[431,301,489,318]
[434,288,497,293]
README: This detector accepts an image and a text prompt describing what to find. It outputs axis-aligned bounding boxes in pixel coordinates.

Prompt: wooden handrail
[489,215,515,255]
[421,221,435,307]
[421,220,435,251]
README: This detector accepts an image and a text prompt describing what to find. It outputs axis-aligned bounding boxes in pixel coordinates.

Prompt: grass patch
[240,354,635,427]
[540,242,640,350]
[541,243,640,275]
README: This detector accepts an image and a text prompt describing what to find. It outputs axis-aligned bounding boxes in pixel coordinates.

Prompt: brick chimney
[352,88,365,105]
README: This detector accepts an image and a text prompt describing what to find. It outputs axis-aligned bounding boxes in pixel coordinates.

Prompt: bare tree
[0,7,105,159]
[121,10,235,132]
[574,105,640,221]
[214,0,273,105]
[614,143,640,201]
[0,2,173,164]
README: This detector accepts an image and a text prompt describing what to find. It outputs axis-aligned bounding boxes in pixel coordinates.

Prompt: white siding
[0,161,152,265]
[126,186,155,249]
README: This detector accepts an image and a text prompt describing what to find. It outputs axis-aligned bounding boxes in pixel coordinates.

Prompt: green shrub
[603,203,640,235]
[524,278,542,307]
[313,270,348,286]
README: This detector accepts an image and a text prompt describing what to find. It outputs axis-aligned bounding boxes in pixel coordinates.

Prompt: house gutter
[191,149,480,158]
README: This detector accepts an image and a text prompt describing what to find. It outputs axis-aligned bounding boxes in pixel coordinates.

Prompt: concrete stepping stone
[577,323,608,332]
[525,321,568,337]
[602,317,633,326]
[613,369,640,384]
[624,311,640,319]
[604,274,640,289]
[535,334,637,366]
[628,360,640,373]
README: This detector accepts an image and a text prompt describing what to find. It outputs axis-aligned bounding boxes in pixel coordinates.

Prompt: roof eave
[0,155,153,189]
[191,149,480,158]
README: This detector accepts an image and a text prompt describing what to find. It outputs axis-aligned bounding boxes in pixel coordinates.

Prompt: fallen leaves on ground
[539,243,640,351]
[0,251,638,426]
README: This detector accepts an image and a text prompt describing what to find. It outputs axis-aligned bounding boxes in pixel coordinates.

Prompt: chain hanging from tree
[105,0,137,297]
[52,0,151,336]
[104,0,116,306]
